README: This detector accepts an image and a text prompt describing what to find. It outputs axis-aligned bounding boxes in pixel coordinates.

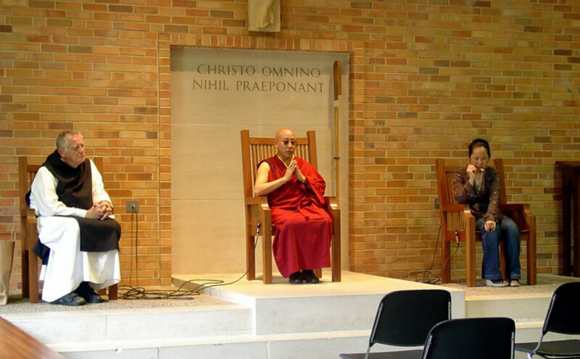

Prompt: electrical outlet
[126,200,140,213]
[434,198,439,209]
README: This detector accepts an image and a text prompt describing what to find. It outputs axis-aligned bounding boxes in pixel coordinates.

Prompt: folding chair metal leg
[363,346,371,359]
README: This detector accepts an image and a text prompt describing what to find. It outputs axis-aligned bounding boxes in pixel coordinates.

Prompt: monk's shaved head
[275,128,295,140]
[274,128,297,160]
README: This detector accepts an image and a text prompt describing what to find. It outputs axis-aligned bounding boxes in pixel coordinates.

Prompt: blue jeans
[476,216,521,281]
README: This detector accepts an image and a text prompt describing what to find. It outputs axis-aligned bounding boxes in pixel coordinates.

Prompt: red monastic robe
[262,156,332,278]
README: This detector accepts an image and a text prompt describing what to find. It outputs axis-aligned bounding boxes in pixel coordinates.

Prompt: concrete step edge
[1,304,249,320]
[51,329,372,353]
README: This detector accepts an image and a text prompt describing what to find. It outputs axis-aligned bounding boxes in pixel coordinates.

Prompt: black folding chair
[516,282,580,359]
[339,289,451,359]
[421,317,515,359]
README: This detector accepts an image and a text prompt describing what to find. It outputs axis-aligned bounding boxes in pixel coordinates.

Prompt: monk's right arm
[30,167,88,218]
[254,162,288,196]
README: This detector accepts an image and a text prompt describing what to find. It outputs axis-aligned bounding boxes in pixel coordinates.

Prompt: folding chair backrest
[240,130,317,199]
[423,317,515,359]
[371,289,451,347]
[544,282,580,335]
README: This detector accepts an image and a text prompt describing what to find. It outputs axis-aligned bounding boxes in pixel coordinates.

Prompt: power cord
[118,215,261,300]
[407,225,460,285]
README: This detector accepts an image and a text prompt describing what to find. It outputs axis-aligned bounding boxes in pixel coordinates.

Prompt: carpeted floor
[0,286,231,314]
[440,273,580,296]
[1,274,578,315]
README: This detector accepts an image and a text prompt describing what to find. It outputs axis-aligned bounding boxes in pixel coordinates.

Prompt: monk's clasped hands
[86,201,113,220]
[283,160,306,183]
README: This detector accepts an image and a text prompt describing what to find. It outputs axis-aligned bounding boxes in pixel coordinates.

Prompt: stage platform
[0,271,578,359]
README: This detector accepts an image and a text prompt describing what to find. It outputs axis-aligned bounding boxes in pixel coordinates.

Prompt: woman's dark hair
[468,138,491,157]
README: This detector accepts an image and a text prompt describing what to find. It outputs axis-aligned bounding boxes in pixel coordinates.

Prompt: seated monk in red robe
[254,128,332,284]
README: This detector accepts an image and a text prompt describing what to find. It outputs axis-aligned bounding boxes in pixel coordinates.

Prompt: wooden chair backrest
[435,159,465,234]
[240,130,318,199]
[435,158,507,234]
[18,157,104,216]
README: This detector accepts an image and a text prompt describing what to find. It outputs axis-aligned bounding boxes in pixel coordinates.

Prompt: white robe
[30,160,121,302]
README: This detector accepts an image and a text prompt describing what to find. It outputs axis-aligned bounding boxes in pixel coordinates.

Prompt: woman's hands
[484,220,496,232]
[467,164,478,185]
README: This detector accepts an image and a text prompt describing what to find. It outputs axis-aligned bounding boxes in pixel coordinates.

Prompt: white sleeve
[29,167,88,218]
[90,160,112,206]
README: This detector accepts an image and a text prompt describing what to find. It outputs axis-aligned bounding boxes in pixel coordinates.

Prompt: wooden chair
[240,130,341,284]
[435,158,537,287]
[18,157,118,302]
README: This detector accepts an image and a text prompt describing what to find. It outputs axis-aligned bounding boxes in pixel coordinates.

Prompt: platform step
[174,272,466,335]
[51,329,383,359]
[3,272,575,359]
[466,293,551,322]
[2,304,252,345]
[52,327,565,359]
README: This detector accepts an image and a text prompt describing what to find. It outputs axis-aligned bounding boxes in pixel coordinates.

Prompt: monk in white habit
[29,130,121,305]
[254,128,332,284]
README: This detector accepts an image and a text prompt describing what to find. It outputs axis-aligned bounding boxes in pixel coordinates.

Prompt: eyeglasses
[282,139,297,146]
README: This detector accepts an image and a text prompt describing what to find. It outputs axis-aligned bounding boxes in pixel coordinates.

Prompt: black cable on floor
[118,217,261,300]
[407,225,460,285]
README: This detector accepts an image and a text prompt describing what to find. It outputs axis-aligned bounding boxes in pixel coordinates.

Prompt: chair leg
[499,241,507,278]
[21,249,30,299]
[261,210,272,284]
[262,237,272,284]
[108,284,118,300]
[245,206,256,281]
[527,218,537,285]
[331,213,341,282]
[28,249,39,303]
[466,240,476,287]
[314,269,322,278]
[97,284,118,300]
[246,234,256,281]
[466,219,477,287]
[441,240,451,283]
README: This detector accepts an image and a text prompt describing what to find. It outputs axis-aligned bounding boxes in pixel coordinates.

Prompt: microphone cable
[118,217,261,300]
[407,225,460,285]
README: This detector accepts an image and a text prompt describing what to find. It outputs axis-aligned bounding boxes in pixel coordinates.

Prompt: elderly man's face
[59,134,86,168]
[275,130,296,160]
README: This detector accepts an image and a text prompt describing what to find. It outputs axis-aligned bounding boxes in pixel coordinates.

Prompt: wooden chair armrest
[499,203,526,212]
[458,204,475,222]
[245,197,270,206]
[521,204,534,226]
[324,196,339,210]
[26,209,37,224]
[499,203,534,230]
[442,203,472,214]
[247,198,271,232]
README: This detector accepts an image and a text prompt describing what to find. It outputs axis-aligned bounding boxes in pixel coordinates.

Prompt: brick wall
[1,0,579,293]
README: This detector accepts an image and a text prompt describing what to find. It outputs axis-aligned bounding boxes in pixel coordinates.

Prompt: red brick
[1,0,576,292]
